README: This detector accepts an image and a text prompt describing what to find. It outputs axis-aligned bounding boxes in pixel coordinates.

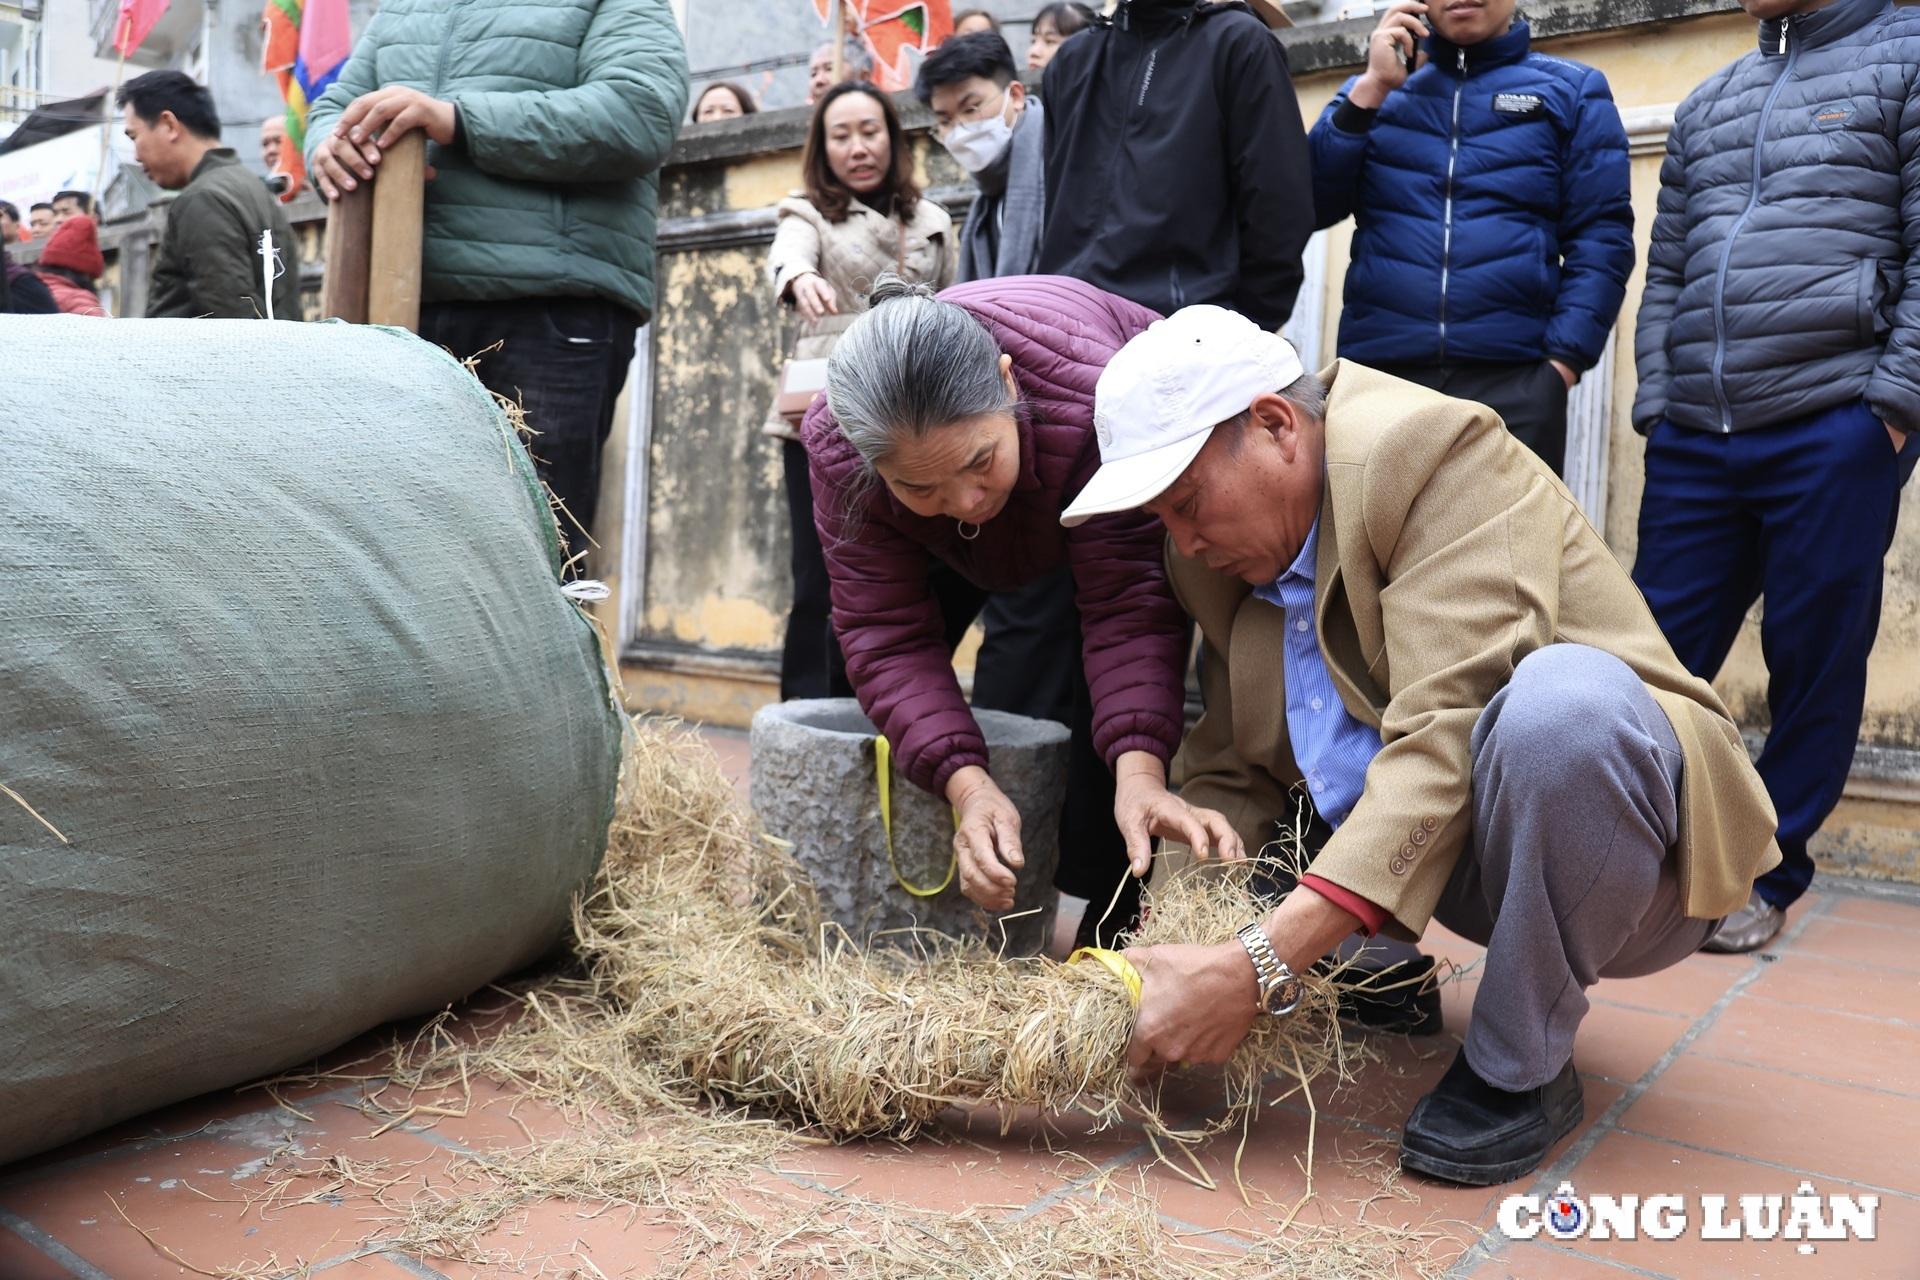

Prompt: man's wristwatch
[1236,921,1304,1016]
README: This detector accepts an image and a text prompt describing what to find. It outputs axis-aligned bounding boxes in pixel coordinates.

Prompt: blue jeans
[1632,400,1918,909]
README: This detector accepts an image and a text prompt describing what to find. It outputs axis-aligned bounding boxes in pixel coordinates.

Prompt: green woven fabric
[0,317,622,1164]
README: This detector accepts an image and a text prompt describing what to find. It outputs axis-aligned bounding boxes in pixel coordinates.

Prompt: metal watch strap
[1236,921,1302,1016]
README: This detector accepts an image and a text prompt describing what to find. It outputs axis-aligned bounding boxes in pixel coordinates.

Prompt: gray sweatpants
[1351,643,1719,1092]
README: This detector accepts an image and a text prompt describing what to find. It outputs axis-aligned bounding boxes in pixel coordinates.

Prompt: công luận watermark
[1498,1180,1877,1248]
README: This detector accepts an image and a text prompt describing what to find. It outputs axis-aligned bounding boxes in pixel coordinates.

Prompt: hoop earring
[957,521,981,541]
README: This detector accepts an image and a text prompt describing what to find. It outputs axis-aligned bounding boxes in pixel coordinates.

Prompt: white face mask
[941,99,1015,173]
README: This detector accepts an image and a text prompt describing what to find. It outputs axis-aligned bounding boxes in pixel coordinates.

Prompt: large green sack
[0,317,623,1165]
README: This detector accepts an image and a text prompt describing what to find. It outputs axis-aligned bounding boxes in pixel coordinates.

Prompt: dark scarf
[958,97,1047,283]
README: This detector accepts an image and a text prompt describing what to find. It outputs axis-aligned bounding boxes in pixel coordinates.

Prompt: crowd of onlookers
[748,0,1919,958]
[0,69,302,321]
[1,190,106,316]
[3,0,1912,962]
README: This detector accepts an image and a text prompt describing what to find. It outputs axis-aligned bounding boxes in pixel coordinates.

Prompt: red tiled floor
[1822,893,1920,931]
[699,724,752,800]
[1789,910,1920,973]
[354,1072,586,1155]
[1552,1130,1917,1280]
[1569,1003,1693,1087]
[1743,949,1920,1024]
[777,1103,1148,1211]
[1468,1238,1679,1279]
[0,1111,446,1280]
[3,720,1916,1280]
[426,1196,687,1280]
[1690,996,1920,1097]
[0,1224,75,1280]
[1320,1031,1456,1132]
[1618,1053,1920,1196]
[1590,949,1749,1019]
[1124,1108,1496,1266]
[325,1256,448,1279]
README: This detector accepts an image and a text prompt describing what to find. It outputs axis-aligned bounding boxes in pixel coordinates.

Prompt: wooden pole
[830,0,844,84]
[367,131,426,332]
[93,45,128,211]
[319,179,373,323]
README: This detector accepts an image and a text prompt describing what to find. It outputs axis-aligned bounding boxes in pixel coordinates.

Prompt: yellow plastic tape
[875,734,957,898]
[1069,946,1143,1007]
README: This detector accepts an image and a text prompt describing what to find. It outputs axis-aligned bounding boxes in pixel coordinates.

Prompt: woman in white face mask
[915,31,1048,284]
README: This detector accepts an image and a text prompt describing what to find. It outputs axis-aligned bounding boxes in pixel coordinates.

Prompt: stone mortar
[749,698,1071,956]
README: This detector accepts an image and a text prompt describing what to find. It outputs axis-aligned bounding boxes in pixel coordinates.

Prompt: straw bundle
[553,719,1353,1165]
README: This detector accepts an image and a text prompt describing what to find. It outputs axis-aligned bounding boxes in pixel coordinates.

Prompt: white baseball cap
[1061,305,1304,528]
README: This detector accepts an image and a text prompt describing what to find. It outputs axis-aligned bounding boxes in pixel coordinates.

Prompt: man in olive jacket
[307,0,689,539]
[1061,307,1779,1187]
[119,71,301,321]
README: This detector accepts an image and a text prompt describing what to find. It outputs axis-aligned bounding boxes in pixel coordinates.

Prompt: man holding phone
[1306,0,1633,475]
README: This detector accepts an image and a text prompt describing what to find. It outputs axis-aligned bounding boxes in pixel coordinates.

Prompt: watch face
[1263,975,1303,1016]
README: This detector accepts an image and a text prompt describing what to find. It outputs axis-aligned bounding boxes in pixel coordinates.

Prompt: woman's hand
[788,272,839,323]
[1113,752,1245,879]
[946,765,1024,911]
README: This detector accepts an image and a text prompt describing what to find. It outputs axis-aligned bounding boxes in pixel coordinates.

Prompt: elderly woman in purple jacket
[802,274,1241,946]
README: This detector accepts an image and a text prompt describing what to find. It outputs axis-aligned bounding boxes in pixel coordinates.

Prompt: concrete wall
[617,0,1920,879]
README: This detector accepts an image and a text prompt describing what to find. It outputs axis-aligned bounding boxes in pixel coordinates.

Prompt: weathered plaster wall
[626,2,1919,877]
[623,126,971,675]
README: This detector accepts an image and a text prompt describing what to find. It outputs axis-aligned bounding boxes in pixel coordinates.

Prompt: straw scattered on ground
[553,717,1357,1157]
[245,718,1437,1276]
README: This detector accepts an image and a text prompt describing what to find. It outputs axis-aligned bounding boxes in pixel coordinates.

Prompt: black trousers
[419,296,639,545]
[777,456,1125,899]
[971,568,1128,904]
[1372,358,1571,476]
[779,438,856,700]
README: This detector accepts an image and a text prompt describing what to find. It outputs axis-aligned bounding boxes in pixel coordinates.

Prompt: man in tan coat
[1060,305,1780,1187]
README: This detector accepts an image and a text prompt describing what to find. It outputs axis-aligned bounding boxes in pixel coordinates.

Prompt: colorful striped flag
[260,0,352,201]
[114,0,171,57]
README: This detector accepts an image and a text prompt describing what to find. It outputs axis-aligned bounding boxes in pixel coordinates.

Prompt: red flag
[114,0,172,57]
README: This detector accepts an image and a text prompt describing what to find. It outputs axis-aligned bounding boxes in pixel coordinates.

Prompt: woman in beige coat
[768,80,953,699]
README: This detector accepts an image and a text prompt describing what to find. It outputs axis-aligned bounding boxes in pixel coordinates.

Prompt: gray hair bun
[866,273,937,308]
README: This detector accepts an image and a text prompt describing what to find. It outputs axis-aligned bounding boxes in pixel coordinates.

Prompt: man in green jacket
[306,0,689,541]
[120,71,302,321]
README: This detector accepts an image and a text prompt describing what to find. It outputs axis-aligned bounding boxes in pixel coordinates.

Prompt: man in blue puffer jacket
[1308,0,1632,474]
[1632,0,1920,954]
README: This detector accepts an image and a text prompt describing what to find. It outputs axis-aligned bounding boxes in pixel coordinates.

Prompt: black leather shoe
[1399,1047,1583,1187]
[1328,953,1445,1036]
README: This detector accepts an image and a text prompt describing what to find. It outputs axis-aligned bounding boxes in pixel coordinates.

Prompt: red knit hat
[40,215,104,277]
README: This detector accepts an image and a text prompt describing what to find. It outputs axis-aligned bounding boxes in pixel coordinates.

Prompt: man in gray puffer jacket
[1632,0,1920,953]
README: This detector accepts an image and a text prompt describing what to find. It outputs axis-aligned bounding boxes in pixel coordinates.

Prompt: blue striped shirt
[1251,518,1383,829]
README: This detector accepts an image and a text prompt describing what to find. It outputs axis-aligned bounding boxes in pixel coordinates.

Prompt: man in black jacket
[1037,0,1314,331]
